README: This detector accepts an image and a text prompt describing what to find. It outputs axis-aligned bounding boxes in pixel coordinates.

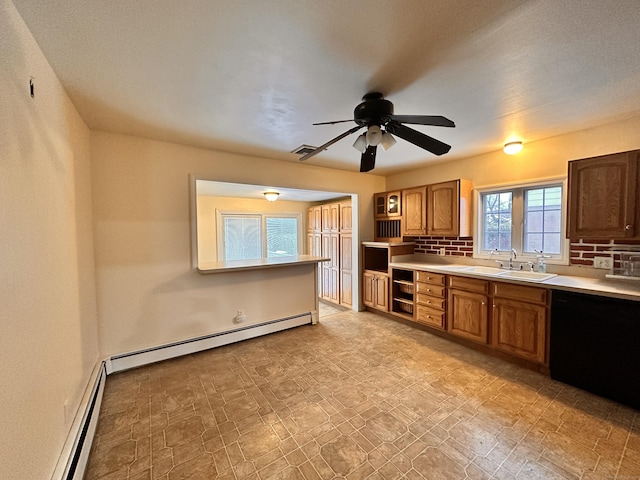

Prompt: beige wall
[90,131,385,357]
[386,114,640,190]
[196,195,312,263]
[0,1,99,478]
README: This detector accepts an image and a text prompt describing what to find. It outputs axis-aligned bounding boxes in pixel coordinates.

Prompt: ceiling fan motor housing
[353,94,393,127]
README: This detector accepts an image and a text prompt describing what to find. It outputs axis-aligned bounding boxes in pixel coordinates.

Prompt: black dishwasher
[550,290,640,410]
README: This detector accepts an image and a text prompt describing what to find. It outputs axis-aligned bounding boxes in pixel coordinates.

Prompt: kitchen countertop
[388,259,640,302]
[198,255,329,274]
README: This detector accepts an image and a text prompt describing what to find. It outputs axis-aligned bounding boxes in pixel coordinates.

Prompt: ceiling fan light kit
[503,141,524,155]
[299,92,455,173]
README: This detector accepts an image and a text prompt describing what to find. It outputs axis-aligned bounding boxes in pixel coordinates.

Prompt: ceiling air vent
[291,145,318,156]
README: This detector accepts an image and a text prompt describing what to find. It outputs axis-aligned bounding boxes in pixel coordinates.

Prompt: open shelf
[391,268,415,318]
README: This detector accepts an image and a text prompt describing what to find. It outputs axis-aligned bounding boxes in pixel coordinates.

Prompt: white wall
[0,1,99,478]
[90,132,385,357]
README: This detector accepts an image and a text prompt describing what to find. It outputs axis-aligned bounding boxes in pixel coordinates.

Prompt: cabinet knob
[626,224,632,231]
[427,301,431,304]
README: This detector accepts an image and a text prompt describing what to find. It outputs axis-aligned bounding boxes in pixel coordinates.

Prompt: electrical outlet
[594,256,613,269]
[439,247,446,256]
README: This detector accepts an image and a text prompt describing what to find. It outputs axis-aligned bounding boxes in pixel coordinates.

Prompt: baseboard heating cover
[52,361,107,480]
[107,312,313,374]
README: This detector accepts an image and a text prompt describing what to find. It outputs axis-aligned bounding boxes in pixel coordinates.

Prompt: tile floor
[85,310,640,480]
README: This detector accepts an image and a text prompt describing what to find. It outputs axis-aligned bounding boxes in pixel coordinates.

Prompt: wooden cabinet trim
[448,275,489,294]
[491,282,548,305]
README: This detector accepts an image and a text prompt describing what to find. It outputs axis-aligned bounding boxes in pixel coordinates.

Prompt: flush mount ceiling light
[263,191,279,202]
[503,141,523,155]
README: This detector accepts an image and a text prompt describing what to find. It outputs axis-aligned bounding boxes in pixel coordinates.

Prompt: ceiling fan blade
[360,145,377,172]
[387,115,455,128]
[386,122,451,156]
[313,119,355,126]
[299,125,363,161]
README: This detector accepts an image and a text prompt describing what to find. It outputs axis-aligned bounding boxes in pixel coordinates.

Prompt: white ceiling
[13,0,640,174]
[196,180,348,202]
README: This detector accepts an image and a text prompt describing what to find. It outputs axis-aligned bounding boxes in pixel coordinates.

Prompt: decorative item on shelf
[503,141,523,155]
[263,191,279,202]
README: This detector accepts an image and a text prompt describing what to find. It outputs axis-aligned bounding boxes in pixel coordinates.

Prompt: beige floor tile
[85,311,640,480]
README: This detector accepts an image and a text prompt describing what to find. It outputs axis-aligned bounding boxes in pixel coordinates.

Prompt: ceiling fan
[299,92,455,172]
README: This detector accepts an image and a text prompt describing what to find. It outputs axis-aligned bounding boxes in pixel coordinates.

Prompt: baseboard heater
[53,362,106,480]
[107,312,313,374]
[53,312,313,480]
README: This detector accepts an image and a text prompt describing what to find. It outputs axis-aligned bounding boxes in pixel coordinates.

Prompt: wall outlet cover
[594,256,613,269]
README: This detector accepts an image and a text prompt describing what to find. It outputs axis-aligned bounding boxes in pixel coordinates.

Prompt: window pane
[524,186,562,254]
[224,216,261,260]
[266,217,298,257]
[482,192,512,251]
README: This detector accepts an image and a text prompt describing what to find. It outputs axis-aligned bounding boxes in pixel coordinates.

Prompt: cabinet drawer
[416,293,446,310]
[415,282,446,298]
[416,271,446,286]
[416,306,446,330]
[448,275,489,294]
[492,282,548,305]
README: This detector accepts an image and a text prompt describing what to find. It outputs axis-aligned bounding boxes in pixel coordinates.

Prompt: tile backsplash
[570,239,640,268]
[407,236,474,257]
[407,236,640,269]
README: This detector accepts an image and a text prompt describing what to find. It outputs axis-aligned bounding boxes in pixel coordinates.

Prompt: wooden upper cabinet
[427,179,472,237]
[402,186,427,236]
[374,191,401,218]
[339,202,352,233]
[567,150,639,239]
[329,203,340,233]
[307,206,322,233]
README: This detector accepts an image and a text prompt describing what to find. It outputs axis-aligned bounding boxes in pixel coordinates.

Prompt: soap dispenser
[534,250,548,273]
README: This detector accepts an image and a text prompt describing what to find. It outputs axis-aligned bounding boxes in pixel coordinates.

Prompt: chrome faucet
[508,249,517,269]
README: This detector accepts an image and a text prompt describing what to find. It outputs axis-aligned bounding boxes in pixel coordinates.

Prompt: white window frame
[473,178,569,265]
[216,211,303,261]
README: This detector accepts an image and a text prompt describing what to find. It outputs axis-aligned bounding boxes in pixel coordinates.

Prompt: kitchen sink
[458,266,504,275]
[495,270,557,282]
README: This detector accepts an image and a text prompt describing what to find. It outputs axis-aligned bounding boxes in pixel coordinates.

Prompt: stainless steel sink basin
[495,270,557,282]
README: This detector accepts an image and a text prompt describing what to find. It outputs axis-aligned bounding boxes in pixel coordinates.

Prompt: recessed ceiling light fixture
[503,141,523,155]
[263,191,280,202]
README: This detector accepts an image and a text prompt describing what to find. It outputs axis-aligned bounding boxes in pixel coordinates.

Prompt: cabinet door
[330,203,340,232]
[340,234,352,306]
[321,234,331,300]
[321,205,331,232]
[447,289,489,344]
[308,206,322,232]
[402,186,427,236]
[386,191,401,217]
[340,203,352,232]
[374,275,389,311]
[374,193,388,218]
[428,180,459,236]
[567,151,638,239]
[492,298,547,364]
[363,272,376,307]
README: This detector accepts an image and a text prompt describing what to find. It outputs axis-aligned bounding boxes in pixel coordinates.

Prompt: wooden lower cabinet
[491,282,548,364]
[447,276,489,344]
[492,299,547,363]
[363,271,388,312]
[447,288,489,344]
[415,271,446,330]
